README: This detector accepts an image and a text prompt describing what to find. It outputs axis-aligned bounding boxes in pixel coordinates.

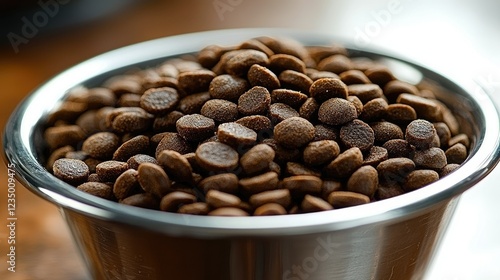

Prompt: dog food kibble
[45,36,470,215]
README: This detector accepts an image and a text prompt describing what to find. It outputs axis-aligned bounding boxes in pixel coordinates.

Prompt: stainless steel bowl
[4,29,500,280]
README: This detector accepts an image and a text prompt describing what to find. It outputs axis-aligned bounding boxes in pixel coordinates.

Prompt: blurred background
[0,0,499,279]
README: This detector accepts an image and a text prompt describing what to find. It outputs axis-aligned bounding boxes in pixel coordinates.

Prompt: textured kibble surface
[44,35,470,215]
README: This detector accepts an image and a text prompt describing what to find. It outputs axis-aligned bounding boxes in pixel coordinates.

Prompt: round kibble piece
[113,169,140,200]
[177,93,211,114]
[286,162,321,177]
[339,70,371,85]
[403,170,439,192]
[249,189,292,209]
[348,95,363,116]
[217,122,258,147]
[160,191,197,212]
[271,89,308,108]
[178,69,216,94]
[140,87,179,115]
[155,132,193,157]
[313,124,339,141]
[363,146,388,166]
[278,70,313,93]
[321,180,343,201]
[434,122,451,149]
[247,64,280,90]
[126,154,157,170]
[195,142,239,172]
[301,194,333,212]
[157,150,193,182]
[113,135,149,162]
[318,98,358,126]
[274,117,315,149]
[303,140,340,166]
[240,144,275,175]
[365,66,395,87]
[254,203,287,216]
[386,104,417,124]
[44,125,86,150]
[209,207,249,216]
[377,158,415,184]
[209,74,249,101]
[238,86,271,115]
[269,103,299,123]
[176,114,215,142]
[299,97,319,120]
[359,98,388,121]
[81,132,120,160]
[269,53,306,73]
[153,111,184,131]
[46,145,74,171]
[370,121,404,143]
[347,166,379,197]
[53,158,89,185]
[239,171,279,195]
[445,143,468,164]
[440,163,460,177]
[206,189,241,208]
[317,55,353,74]
[324,147,363,179]
[347,84,383,103]
[225,49,269,76]
[328,191,370,208]
[384,80,420,102]
[283,175,323,194]
[383,139,415,158]
[340,119,375,152]
[77,182,113,199]
[198,173,239,194]
[235,115,272,132]
[309,78,348,102]
[406,119,437,150]
[138,162,171,198]
[397,93,442,121]
[111,111,153,134]
[178,202,210,215]
[120,193,159,209]
[96,160,128,182]
[201,99,238,123]
[448,134,470,148]
[413,147,447,169]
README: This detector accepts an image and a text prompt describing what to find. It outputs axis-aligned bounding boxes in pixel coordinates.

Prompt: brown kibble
[178,69,216,94]
[120,193,159,209]
[445,143,468,164]
[238,86,271,116]
[318,98,358,126]
[317,54,353,74]
[118,93,141,107]
[160,191,197,212]
[217,122,258,147]
[386,104,417,124]
[309,78,348,102]
[240,144,275,175]
[225,49,269,76]
[383,80,420,102]
[239,39,275,57]
[235,115,272,132]
[153,111,184,132]
[278,70,313,93]
[198,44,226,68]
[198,173,239,194]
[247,64,280,90]
[271,89,308,108]
[155,132,194,157]
[269,103,299,123]
[274,117,315,149]
[301,195,333,212]
[313,124,339,141]
[208,207,249,216]
[328,191,370,208]
[53,158,89,185]
[104,75,142,95]
[239,171,279,195]
[254,203,287,216]
[178,202,210,215]
[403,170,439,192]
[370,121,404,143]
[206,189,241,208]
[286,162,321,177]
[324,147,363,179]
[448,134,470,149]
[307,45,348,63]
[201,99,238,123]
[413,147,447,169]
[347,84,383,103]
[249,189,292,209]
[110,109,154,134]
[137,162,171,198]
[303,140,340,166]
[363,146,388,166]
[321,180,343,201]
[140,87,179,115]
[209,74,249,101]
[262,139,301,164]
[347,96,363,116]
[359,98,388,121]
[195,142,239,172]
[157,150,193,182]
[82,132,120,160]
[269,53,306,73]
[406,119,437,150]
[77,182,113,200]
[177,92,211,115]
[383,139,415,158]
[299,97,319,121]
[46,100,87,125]
[113,135,149,162]
[96,160,128,182]
[340,119,375,152]
[176,114,215,142]
[44,125,86,150]
[113,169,141,200]
[377,158,415,184]
[397,93,442,121]
[347,166,378,197]
[440,163,460,177]
[306,69,340,81]
[339,70,371,85]
[46,145,74,171]
[364,66,395,87]
[434,122,451,149]
[376,184,404,200]
[283,175,323,194]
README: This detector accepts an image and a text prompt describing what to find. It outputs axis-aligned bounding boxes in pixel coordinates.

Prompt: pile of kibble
[44,36,470,216]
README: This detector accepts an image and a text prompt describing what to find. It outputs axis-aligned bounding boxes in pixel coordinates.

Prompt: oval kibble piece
[403,170,439,192]
[113,169,141,200]
[269,103,300,123]
[113,135,150,162]
[434,122,451,149]
[340,70,371,85]
[254,203,287,216]
[217,122,258,147]
[397,93,442,121]
[155,132,193,157]
[317,55,353,74]
[44,125,86,150]
[269,53,306,73]
[348,95,363,117]
[376,183,404,200]
[365,66,395,87]
[377,158,415,184]
[239,171,279,195]
[274,117,315,149]
[239,39,275,57]
[137,162,171,198]
[340,119,375,152]
[127,154,157,170]
[53,158,89,185]
[386,104,417,124]
[347,84,383,103]
[157,150,193,182]
[195,142,239,172]
[46,145,74,171]
[111,111,153,134]
[303,140,340,166]
[209,207,249,216]
[140,87,179,115]
[301,194,333,212]
[206,189,241,208]
[370,121,404,143]
[440,163,460,177]
[120,193,159,209]
[286,162,321,177]
[240,144,275,175]
[178,202,210,215]
[406,119,437,150]
[359,98,388,121]
[176,114,215,142]
[238,86,271,116]
[448,134,470,149]
[413,147,447,169]
[282,175,323,194]
[271,89,308,108]
[82,132,121,160]
[235,115,272,132]
[445,143,468,164]
[321,180,343,201]
[328,191,370,208]
[198,45,225,68]
[177,69,216,94]
[77,182,114,200]
[363,146,388,166]
[299,97,319,121]
[309,78,348,102]
[278,70,313,93]
[318,98,358,126]
[249,189,292,209]
[198,173,239,194]
[323,147,363,179]
[383,139,415,158]
[201,99,239,123]
[225,49,269,77]
[347,165,379,197]
[247,64,280,90]
[177,93,211,115]
[96,160,129,182]
[313,124,339,141]
[383,80,420,102]
[160,191,197,212]
[209,74,249,101]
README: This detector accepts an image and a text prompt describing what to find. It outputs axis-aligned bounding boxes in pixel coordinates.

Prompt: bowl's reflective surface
[3,29,500,279]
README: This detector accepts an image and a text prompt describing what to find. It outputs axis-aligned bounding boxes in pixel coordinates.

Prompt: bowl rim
[3,28,500,237]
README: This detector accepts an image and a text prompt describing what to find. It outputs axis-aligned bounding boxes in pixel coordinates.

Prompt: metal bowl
[4,29,500,280]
